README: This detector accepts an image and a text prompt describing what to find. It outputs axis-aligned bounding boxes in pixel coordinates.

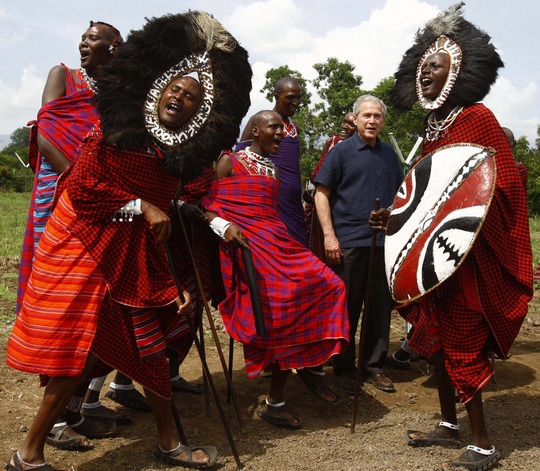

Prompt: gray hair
[353,94,387,118]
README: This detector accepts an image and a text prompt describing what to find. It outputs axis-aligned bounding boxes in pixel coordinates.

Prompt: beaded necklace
[425,106,464,142]
[241,147,277,178]
[80,68,98,94]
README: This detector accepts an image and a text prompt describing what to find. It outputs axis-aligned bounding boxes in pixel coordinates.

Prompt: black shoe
[170,376,204,395]
[366,373,395,392]
[105,387,151,411]
[338,372,357,394]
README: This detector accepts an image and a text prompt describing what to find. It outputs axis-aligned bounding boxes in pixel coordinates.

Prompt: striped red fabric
[8,192,107,377]
[8,139,216,398]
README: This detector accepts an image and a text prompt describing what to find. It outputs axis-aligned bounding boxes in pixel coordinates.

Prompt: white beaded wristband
[209,216,232,239]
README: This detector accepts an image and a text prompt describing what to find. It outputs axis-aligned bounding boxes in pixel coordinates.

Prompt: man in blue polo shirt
[314,94,404,394]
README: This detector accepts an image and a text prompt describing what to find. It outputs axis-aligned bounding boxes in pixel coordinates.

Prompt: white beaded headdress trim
[144,51,214,147]
[416,35,462,110]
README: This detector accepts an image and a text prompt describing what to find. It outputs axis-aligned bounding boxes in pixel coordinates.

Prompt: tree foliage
[0,126,33,191]
[311,58,364,131]
[260,65,311,108]
[517,131,540,215]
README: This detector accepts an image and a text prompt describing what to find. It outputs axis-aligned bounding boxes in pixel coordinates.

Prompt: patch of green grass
[0,279,16,303]
[531,217,540,269]
[0,191,30,257]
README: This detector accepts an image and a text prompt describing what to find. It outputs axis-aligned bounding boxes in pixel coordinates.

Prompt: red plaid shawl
[18,65,97,312]
[27,65,93,173]
[236,130,307,246]
[405,104,533,400]
[202,153,349,377]
[63,137,181,306]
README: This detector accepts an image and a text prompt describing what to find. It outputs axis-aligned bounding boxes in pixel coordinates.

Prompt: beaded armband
[112,199,142,222]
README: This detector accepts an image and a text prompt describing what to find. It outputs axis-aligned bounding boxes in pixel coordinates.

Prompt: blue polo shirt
[314,132,404,248]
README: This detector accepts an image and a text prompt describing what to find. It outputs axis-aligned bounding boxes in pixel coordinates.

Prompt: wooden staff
[350,198,380,433]
[171,204,245,430]
[163,203,244,467]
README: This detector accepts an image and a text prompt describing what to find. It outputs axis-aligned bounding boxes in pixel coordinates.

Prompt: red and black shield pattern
[385,143,496,303]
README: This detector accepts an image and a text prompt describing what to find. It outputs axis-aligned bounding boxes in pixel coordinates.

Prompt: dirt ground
[1,255,539,471]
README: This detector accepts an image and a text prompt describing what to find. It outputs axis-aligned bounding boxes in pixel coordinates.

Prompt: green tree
[1,126,31,167]
[0,126,33,191]
[260,66,311,108]
[312,57,364,132]
[296,58,365,179]
[9,126,31,150]
[518,134,540,215]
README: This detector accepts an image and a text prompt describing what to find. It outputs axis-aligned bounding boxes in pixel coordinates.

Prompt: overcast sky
[1,0,538,148]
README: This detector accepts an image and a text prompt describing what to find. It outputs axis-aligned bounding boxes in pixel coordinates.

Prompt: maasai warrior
[5,11,251,471]
[236,77,307,246]
[202,110,349,428]
[17,21,123,313]
[383,3,533,470]
[304,112,356,262]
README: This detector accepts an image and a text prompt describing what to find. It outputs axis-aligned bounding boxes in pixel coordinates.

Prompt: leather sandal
[154,443,218,469]
[406,421,462,448]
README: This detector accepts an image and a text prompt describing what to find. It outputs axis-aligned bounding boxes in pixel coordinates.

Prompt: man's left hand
[369,208,390,231]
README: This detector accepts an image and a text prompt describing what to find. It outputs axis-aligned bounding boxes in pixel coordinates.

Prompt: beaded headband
[95,11,252,181]
[144,51,214,147]
[390,3,503,112]
[416,35,462,110]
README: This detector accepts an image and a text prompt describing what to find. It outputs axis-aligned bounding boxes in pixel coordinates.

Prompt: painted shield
[385,143,496,303]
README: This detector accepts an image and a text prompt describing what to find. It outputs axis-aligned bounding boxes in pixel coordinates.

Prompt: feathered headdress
[94,11,252,181]
[390,3,503,111]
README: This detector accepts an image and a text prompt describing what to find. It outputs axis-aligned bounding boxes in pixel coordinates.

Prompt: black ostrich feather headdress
[94,11,252,181]
[390,3,503,111]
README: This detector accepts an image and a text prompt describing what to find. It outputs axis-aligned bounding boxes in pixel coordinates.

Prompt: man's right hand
[324,233,342,265]
[142,200,171,242]
[223,224,250,250]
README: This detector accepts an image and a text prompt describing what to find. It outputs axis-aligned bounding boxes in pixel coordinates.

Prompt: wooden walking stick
[350,198,380,433]
[162,236,243,468]
[187,220,211,415]
[171,200,246,432]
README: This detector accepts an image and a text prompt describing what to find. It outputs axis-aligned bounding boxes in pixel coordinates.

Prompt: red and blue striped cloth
[17,65,98,312]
